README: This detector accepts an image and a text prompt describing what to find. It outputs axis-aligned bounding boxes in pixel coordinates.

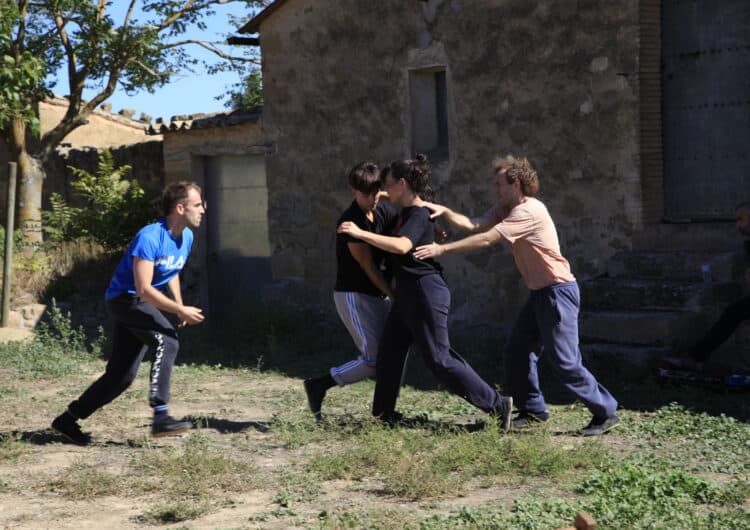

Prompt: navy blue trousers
[69,295,180,420]
[504,281,617,419]
[372,273,503,416]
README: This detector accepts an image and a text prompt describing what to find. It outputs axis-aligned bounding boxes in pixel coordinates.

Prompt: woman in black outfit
[338,156,513,430]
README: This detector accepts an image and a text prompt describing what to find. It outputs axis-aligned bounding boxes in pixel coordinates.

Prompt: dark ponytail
[389,153,433,198]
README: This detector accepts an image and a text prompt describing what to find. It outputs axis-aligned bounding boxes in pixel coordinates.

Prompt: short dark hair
[348,162,381,194]
[162,181,202,216]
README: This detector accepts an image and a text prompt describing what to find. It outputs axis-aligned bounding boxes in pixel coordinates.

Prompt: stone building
[147,109,274,317]
[230,0,749,371]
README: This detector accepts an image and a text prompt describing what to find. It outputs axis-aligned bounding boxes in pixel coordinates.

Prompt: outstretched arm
[413,228,504,260]
[421,201,499,233]
[338,222,412,255]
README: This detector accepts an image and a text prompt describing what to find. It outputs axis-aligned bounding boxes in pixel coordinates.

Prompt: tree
[223,66,262,110]
[0,0,266,251]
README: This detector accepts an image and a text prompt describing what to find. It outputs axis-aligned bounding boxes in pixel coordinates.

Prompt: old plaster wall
[161,119,268,309]
[39,98,154,148]
[259,0,642,323]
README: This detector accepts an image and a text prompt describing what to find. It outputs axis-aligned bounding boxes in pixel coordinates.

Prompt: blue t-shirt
[105,220,194,300]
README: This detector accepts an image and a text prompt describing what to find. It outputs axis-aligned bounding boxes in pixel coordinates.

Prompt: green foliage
[223,67,263,110]
[620,402,750,474]
[0,2,47,135]
[0,300,103,378]
[0,226,25,257]
[576,461,750,529]
[42,150,156,250]
[41,193,83,243]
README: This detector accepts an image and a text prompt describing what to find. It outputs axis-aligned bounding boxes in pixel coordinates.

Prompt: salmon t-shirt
[490,198,575,290]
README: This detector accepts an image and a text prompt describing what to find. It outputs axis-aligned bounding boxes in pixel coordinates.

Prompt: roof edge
[238,0,289,34]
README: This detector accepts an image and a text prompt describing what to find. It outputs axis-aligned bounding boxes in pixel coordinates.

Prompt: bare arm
[421,201,498,233]
[338,222,413,255]
[349,242,395,300]
[167,274,183,306]
[133,257,204,325]
[413,228,504,259]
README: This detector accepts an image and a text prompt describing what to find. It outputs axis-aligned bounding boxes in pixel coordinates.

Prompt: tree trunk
[9,116,44,254]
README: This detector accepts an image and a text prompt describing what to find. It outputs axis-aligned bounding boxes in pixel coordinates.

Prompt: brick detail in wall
[639,0,664,224]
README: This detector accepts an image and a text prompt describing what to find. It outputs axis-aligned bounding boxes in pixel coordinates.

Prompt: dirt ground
[0,359,556,530]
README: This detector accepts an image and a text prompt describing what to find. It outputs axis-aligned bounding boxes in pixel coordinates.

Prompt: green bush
[42,150,157,251]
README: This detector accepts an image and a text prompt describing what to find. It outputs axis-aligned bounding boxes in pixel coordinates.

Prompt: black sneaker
[374,410,404,426]
[579,415,620,436]
[52,414,91,446]
[512,410,549,429]
[490,396,513,432]
[303,378,327,420]
[151,416,192,437]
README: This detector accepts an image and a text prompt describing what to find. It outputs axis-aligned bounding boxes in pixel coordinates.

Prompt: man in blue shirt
[52,181,206,444]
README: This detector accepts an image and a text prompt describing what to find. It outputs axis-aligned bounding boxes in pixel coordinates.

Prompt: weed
[0,300,103,378]
[0,433,27,463]
[46,461,123,498]
[134,500,211,525]
[620,402,750,474]
[135,431,258,500]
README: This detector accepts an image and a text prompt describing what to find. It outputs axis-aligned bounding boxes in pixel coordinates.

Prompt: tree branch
[157,0,234,31]
[123,0,138,28]
[127,58,172,78]
[53,12,78,92]
[96,0,107,22]
[162,39,259,63]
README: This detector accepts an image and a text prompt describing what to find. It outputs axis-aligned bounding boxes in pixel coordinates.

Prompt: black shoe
[151,416,192,437]
[52,414,91,446]
[579,414,620,436]
[512,410,549,429]
[303,378,327,420]
[490,396,513,432]
[374,410,404,426]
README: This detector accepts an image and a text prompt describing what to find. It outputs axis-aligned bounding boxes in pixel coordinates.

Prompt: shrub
[43,150,157,251]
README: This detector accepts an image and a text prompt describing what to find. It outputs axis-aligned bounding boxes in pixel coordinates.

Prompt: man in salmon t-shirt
[413,155,619,436]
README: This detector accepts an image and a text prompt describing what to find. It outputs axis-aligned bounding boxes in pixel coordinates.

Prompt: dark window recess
[409,68,449,161]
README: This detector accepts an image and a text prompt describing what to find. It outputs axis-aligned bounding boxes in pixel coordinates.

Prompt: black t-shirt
[335,200,398,295]
[389,206,442,280]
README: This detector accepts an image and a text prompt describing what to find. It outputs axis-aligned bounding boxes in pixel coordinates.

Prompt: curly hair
[493,155,539,197]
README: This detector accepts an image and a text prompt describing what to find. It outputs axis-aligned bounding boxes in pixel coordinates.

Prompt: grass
[0,433,27,463]
[1,307,749,528]
[0,301,102,379]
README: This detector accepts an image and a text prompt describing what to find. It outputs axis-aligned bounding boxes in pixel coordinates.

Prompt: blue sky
[49,2,259,122]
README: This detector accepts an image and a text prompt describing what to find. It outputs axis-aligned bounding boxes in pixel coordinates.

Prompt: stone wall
[257,0,643,323]
[43,141,165,205]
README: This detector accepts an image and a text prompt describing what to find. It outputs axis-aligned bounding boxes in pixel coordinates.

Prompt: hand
[338,221,363,238]
[414,242,444,260]
[177,305,205,326]
[377,190,390,200]
[421,201,449,220]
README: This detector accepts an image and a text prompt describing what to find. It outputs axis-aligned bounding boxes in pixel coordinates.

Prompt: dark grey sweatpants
[68,295,179,419]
